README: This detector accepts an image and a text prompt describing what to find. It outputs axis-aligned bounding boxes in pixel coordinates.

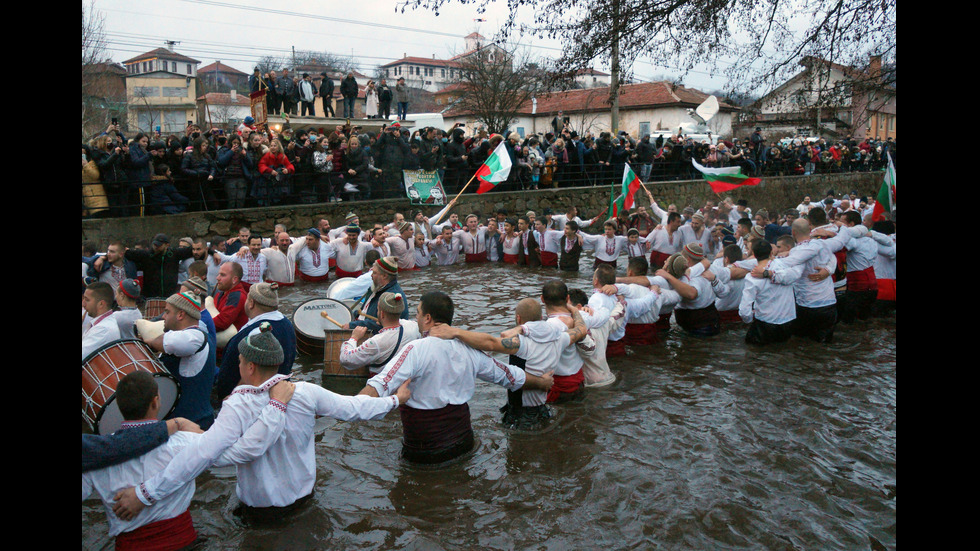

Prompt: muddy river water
[82,258,896,550]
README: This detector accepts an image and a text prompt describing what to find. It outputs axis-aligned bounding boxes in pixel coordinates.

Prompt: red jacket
[258,152,294,175]
[212,282,248,332]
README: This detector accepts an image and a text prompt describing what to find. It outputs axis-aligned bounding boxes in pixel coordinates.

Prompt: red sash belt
[334,268,362,279]
[622,322,659,345]
[606,338,626,358]
[298,271,330,283]
[655,312,672,331]
[539,250,558,267]
[649,250,671,270]
[114,510,196,551]
[718,309,743,324]
[876,278,895,302]
[547,369,584,403]
[503,253,519,264]
[847,266,878,292]
[328,257,337,269]
[465,251,488,263]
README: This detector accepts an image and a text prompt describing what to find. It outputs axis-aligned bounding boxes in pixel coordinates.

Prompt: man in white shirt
[260,231,305,286]
[114,279,143,341]
[429,226,461,266]
[224,235,268,287]
[82,282,120,360]
[330,224,373,278]
[385,221,416,270]
[295,228,335,282]
[83,370,296,548]
[339,292,421,374]
[581,220,628,271]
[739,240,804,345]
[111,323,410,522]
[533,218,563,267]
[358,291,555,464]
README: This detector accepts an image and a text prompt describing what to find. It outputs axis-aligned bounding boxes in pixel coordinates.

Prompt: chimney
[230,89,237,102]
[868,55,882,80]
[432,54,436,59]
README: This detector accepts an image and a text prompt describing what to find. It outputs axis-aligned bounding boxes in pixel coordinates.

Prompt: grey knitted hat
[379,292,406,315]
[238,322,283,367]
[248,281,279,308]
[184,276,208,296]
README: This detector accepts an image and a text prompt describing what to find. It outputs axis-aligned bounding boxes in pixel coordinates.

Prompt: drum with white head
[292,298,352,357]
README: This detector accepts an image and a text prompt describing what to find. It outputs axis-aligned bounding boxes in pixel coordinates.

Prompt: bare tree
[403,0,896,119]
[447,45,548,135]
[81,1,124,140]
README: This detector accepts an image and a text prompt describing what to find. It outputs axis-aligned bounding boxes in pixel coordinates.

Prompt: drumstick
[320,312,346,328]
[353,310,379,322]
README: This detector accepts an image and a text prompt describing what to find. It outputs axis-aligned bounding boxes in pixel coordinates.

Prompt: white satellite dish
[695,95,720,124]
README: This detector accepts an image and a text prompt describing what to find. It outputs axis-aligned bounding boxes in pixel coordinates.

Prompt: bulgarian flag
[475,139,513,194]
[692,159,762,193]
[609,163,643,217]
[871,153,896,222]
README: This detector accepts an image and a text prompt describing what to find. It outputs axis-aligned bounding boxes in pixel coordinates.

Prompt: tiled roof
[380,56,462,69]
[122,48,200,65]
[197,92,251,106]
[444,81,739,117]
[198,62,248,76]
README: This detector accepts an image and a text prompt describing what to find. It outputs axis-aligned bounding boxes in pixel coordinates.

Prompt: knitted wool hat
[167,291,203,320]
[184,276,208,296]
[238,322,284,367]
[119,279,141,300]
[682,243,704,261]
[750,225,766,240]
[307,228,321,238]
[376,256,398,276]
[346,223,361,234]
[627,228,640,237]
[692,212,705,222]
[345,212,358,222]
[379,292,406,315]
[248,282,279,308]
[665,253,688,279]
[397,221,412,233]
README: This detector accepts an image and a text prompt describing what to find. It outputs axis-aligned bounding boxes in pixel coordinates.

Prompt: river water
[82,257,897,550]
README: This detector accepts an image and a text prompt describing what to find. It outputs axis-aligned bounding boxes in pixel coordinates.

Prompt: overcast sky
[93,0,733,92]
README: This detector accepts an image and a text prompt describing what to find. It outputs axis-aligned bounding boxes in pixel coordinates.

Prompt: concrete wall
[81,172,881,246]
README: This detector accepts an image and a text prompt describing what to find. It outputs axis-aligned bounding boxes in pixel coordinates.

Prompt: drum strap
[368,325,404,369]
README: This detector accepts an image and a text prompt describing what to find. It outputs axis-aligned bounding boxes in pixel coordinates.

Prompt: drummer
[339,292,421,375]
[213,282,296,401]
[345,256,409,334]
[82,281,120,360]
[145,292,216,430]
[330,223,372,279]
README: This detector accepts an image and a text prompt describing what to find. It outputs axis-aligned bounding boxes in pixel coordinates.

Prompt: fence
[81,154,889,220]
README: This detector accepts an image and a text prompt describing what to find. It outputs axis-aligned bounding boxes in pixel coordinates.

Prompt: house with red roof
[442,81,739,140]
[122,45,202,133]
[380,33,509,92]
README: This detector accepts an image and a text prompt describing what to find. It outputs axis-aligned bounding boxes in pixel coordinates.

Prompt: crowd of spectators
[81,115,896,219]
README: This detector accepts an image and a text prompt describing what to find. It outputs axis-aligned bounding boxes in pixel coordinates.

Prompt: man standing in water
[358,291,555,464]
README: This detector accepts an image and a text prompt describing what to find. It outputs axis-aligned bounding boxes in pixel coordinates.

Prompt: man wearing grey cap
[112,322,410,522]
[113,279,144,341]
[339,292,421,374]
[213,282,297,401]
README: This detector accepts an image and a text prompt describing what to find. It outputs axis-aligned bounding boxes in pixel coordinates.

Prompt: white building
[379,33,509,93]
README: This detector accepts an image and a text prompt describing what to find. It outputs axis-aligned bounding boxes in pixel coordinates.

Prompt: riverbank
[81,172,880,244]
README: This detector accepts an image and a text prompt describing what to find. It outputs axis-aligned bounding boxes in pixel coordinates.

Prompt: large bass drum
[82,339,180,434]
[292,298,352,357]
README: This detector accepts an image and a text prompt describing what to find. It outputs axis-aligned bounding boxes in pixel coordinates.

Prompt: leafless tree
[447,45,548,135]
[81,1,124,139]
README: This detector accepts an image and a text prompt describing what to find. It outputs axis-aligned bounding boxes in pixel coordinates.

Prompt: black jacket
[340,77,359,99]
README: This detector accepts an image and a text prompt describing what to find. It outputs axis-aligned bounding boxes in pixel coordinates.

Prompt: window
[163,110,184,133]
[186,64,192,75]
[172,62,177,73]
[441,69,446,78]
[639,122,651,138]
[517,127,525,138]
[163,86,187,98]
[133,86,159,97]
[142,62,147,72]
[888,115,895,132]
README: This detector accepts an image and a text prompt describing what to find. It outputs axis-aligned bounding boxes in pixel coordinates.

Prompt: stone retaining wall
[81,172,881,245]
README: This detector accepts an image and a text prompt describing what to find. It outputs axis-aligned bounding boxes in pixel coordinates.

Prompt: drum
[292,298,352,357]
[323,330,369,377]
[82,339,181,435]
[142,298,168,319]
[326,277,357,299]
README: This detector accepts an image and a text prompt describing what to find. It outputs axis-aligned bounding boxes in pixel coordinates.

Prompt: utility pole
[292,46,296,68]
[609,0,621,134]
